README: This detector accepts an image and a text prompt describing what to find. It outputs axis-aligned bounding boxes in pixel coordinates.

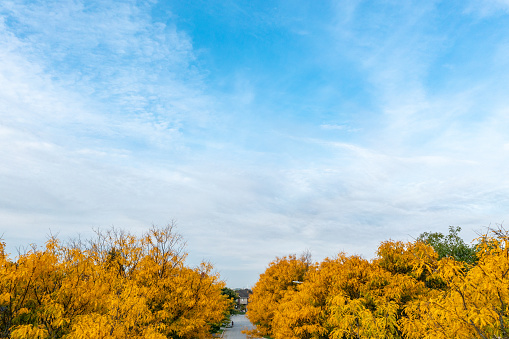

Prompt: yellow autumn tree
[246,253,311,338]
[401,227,509,339]
[1,237,104,339]
[248,227,509,339]
[0,224,230,339]
[267,241,439,339]
[327,241,437,339]
[271,254,359,339]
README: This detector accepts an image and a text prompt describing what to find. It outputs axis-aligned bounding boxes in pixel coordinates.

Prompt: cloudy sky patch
[1,0,509,287]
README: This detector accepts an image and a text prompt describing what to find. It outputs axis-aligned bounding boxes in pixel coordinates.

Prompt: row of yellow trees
[247,227,509,339]
[0,225,232,339]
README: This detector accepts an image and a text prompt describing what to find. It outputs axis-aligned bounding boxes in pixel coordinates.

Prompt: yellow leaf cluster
[0,225,229,338]
[248,228,509,339]
[401,228,509,339]
[246,254,310,338]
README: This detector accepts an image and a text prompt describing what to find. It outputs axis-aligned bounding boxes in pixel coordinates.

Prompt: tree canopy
[245,253,311,338]
[0,225,230,339]
[247,226,509,339]
[417,226,477,265]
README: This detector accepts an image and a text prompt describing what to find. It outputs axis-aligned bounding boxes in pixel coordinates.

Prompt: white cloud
[465,0,509,16]
[2,0,509,288]
[320,124,349,131]
[0,0,215,151]
[0,0,211,244]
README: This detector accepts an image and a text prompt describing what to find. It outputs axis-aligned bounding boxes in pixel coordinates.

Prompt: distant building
[235,288,252,310]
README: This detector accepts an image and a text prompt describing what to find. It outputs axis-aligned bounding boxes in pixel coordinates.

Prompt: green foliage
[221,287,238,315]
[210,288,239,334]
[417,226,477,265]
[221,287,239,303]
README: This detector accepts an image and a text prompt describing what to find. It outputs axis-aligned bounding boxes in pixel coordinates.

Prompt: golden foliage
[401,228,509,339]
[249,231,509,339]
[266,247,430,339]
[0,225,229,339]
[245,254,310,337]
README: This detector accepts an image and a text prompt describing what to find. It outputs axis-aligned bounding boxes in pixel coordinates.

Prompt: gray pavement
[222,314,255,339]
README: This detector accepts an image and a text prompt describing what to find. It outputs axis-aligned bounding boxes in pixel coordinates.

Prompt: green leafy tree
[221,287,238,315]
[417,226,476,265]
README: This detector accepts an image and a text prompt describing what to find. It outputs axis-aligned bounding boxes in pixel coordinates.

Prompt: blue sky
[1,0,509,287]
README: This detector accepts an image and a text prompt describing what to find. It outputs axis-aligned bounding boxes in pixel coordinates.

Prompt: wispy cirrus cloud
[0,0,215,152]
[465,0,509,16]
[0,1,214,243]
[2,0,509,288]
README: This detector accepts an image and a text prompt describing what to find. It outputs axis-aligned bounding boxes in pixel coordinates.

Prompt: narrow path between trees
[222,314,255,339]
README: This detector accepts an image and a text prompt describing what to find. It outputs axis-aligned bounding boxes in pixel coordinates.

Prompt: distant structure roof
[236,288,252,298]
